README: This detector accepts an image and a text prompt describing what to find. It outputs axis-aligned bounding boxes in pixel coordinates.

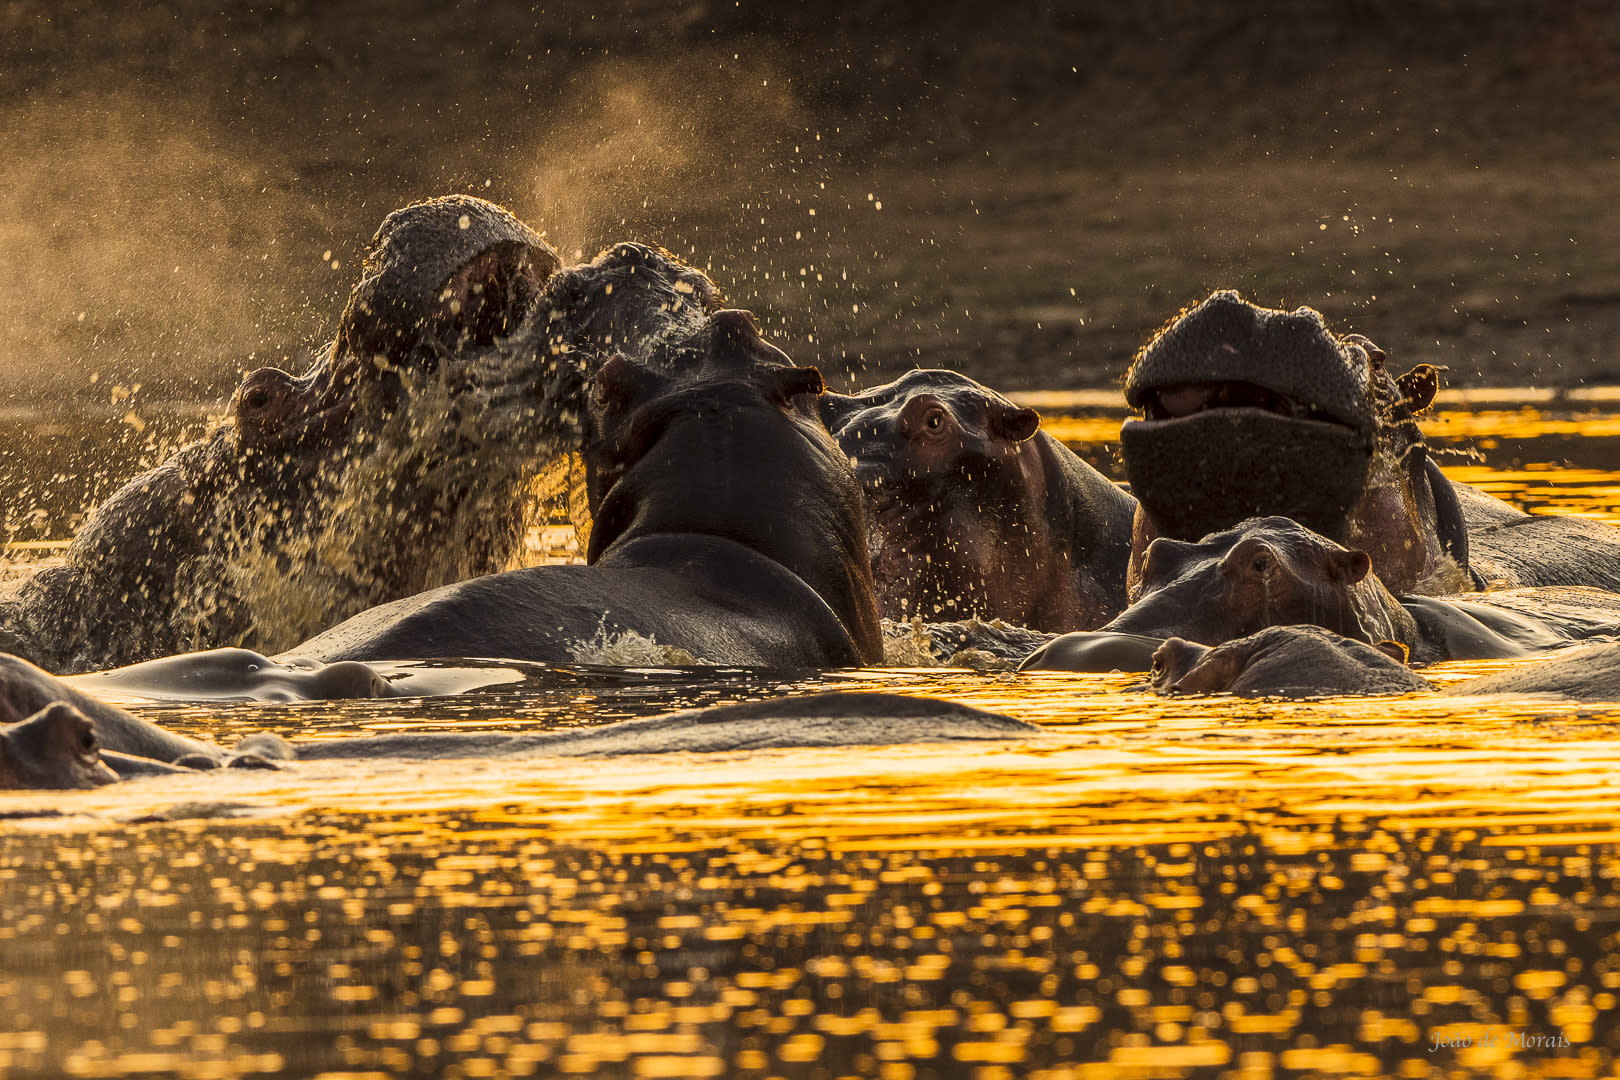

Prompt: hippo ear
[1341,332,1387,370]
[1374,639,1410,665]
[1395,364,1443,412]
[1328,549,1373,584]
[770,365,826,406]
[990,404,1041,444]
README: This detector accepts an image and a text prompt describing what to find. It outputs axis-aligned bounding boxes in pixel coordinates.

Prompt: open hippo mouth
[1121,399,1374,545]
[1137,379,1357,426]
[1120,293,1379,545]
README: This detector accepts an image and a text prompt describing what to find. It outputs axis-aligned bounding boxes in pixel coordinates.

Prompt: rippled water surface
[3,399,1620,1077]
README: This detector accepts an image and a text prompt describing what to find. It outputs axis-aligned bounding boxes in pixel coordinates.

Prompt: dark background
[5,0,1620,406]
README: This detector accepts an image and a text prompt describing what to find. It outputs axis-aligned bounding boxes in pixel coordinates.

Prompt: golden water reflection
[4,403,1620,1076]
[4,669,1620,1078]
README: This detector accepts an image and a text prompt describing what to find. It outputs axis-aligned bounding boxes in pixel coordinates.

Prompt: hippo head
[579,317,884,665]
[582,329,829,552]
[816,369,1044,621]
[1105,516,1405,647]
[1120,291,1463,594]
[547,243,820,530]
[230,195,562,467]
[542,241,724,372]
[166,196,580,654]
[1122,292,1377,543]
[0,703,119,790]
[819,369,1041,518]
[1149,626,1424,698]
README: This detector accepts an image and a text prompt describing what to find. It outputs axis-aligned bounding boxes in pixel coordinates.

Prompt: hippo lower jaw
[1121,408,1373,544]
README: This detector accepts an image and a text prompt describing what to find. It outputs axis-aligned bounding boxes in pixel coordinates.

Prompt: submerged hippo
[1119,291,1620,597]
[0,196,572,673]
[1151,625,1620,701]
[0,652,1032,790]
[283,308,886,668]
[0,704,120,790]
[820,370,1136,631]
[1022,517,1620,671]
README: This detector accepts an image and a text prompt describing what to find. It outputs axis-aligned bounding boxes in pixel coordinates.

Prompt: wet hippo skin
[0,703,121,790]
[1022,517,1620,671]
[0,199,767,677]
[1148,627,1430,698]
[1151,624,1620,702]
[0,196,563,674]
[288,315,885,669]
[1,654,218,772]
[1118,290,1620,597]
[821,369,1136,631]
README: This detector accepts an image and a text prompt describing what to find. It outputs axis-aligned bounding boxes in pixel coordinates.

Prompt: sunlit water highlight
[3,399,1620,1077]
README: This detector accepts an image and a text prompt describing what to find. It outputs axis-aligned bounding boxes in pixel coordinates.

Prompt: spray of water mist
[0,90,340,403]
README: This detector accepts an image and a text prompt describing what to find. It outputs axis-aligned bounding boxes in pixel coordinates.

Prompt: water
[3,399,1620,1076]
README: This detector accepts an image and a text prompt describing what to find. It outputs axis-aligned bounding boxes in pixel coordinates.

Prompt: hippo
[1119,291,1469,596]
[1021,517,1620,671]
[0,195,573,674]
[0,652,1033,791]
[0,653,224,776]
[1151,625,1620,702]
[1119,291,1620,597]
[819,369,1136,630]
[1149,626,1430,698]
[0,704,120,790]
[0,198,759,676]
[281,308,886,668]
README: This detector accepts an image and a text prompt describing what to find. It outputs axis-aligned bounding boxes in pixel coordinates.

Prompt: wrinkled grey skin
[1150,627,1429,698]
[1021,517,1620,671]
[1,653,218,770]
[68,647,392,704]
[0,651,1033,790]
[1,195,572,674]
[1121,289,1620,596]
[1120,291,1468,596]
[820,370,1136,631]
[1153,625,1620,702]
[1460,500,1620,592]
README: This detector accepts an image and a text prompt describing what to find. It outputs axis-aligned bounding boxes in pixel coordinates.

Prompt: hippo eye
[925,409,944,430]
[79,728,96,753]
[244,387,271,412]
